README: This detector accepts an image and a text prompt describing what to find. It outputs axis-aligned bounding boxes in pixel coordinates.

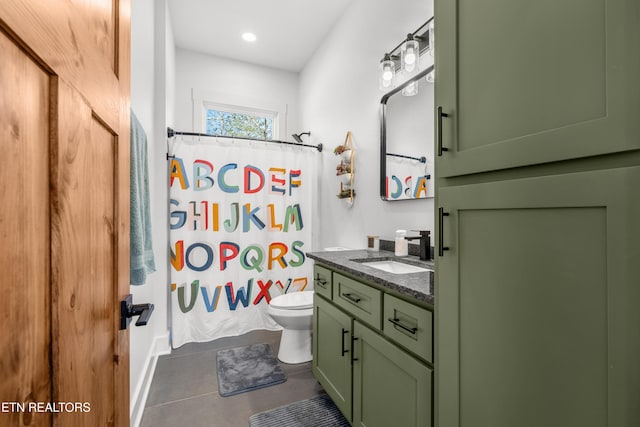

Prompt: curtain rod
[386,152,427,163]
[167,127,323,152]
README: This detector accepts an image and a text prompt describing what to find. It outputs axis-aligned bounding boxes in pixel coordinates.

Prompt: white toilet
[267,291,314,364]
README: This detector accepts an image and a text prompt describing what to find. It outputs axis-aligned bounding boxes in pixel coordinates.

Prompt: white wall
[174,48,299,138]
[300,0,434,249]
[130,0,173,425]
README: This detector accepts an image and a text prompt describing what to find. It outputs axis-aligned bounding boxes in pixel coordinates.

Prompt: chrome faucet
[405,230,431,261]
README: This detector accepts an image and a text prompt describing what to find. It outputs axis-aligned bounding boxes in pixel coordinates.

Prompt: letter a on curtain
[168,137,315,348]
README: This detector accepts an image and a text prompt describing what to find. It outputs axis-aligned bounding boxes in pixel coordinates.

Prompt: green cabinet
[435,1,640,426]
[353,321,432,427]
[312,266,434,427]
[435,0,640,177]
[437,167,640,427]
[313,294,353,422]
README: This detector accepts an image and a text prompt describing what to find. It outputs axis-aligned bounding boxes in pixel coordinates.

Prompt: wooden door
[437,167,640,427]
[435,0,640,177]
[0,1,130,426]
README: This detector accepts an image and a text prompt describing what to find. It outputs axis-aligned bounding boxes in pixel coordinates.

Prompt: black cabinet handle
[388,318,418,334]
[439,207,450,257]
[351,336,359,364]
[437,106,449,156]
[314,277,327,288]
[342,292,362,304]
[341,328,349,356]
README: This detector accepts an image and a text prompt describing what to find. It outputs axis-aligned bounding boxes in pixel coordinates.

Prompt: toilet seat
[270,291,314,310]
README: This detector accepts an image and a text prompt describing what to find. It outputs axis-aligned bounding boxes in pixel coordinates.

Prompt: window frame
[193,89,287,141]
[201,101,279,140]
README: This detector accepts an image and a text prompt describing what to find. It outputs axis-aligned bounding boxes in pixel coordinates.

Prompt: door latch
[120,294,154,330]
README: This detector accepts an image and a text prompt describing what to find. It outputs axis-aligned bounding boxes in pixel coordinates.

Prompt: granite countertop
[306,249,434,305]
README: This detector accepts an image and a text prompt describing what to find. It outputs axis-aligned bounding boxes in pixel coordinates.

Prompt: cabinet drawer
[383,294,433,363]
[333,273,382,329]
[313,265,333,300]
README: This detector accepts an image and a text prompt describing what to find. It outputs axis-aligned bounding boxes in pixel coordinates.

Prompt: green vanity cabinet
[437,167,640,427]
[435,0,640,177]
[313,294,353,422]
[312,265,434,427]
[352,321,432,427]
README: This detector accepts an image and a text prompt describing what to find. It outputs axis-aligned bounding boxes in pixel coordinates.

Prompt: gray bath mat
[216,343,286,397]
[248,394,349,427]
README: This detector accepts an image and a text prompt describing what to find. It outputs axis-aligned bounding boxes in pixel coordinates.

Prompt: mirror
[380,65,434,201]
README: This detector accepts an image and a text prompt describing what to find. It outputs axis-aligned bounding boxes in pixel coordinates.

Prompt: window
[203,103,277,140]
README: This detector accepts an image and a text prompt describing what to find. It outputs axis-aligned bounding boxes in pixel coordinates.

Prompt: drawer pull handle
[341,328,349,356]
[388,318,418,335]
[438,207,450,257]
[342,293,361,304]
[351,336,359,363]
[437,106,449,156]
[314,278,327,288]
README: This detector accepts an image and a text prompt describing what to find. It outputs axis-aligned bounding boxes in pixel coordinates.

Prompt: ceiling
[167,0,355,72]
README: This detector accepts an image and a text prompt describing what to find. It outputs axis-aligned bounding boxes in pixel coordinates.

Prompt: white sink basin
[362,260,431,274]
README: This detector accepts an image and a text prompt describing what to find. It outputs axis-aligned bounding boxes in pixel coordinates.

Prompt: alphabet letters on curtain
[168,137,314,348]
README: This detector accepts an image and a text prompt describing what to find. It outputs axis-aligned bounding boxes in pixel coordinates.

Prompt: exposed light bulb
[405,51,416,65]
[382,66,393,81]
[379,56,396,91]
[401,36,420,74]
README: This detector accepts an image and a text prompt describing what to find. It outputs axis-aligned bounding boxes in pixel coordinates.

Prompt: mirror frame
[379,64,434,200]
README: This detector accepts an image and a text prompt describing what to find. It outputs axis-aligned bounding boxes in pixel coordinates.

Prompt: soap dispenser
[395,230,408,256]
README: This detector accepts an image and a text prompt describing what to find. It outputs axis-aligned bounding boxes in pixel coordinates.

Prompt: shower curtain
[168,136,315,348]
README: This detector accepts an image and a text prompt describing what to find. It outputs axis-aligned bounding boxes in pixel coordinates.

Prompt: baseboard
[130,333,171,427]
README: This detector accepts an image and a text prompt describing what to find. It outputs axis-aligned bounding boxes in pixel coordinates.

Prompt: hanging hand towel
[130,110,156,285]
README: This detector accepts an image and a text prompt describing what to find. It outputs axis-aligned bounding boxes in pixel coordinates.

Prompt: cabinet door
[313,295,353,422]
[437,167,640,427]
[435,0,640,177]
[353,321,432,427]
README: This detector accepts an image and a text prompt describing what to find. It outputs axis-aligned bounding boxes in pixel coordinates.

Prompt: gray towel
[130,111,155,285]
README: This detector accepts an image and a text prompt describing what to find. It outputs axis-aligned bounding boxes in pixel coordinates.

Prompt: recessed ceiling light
[242,32,257,42]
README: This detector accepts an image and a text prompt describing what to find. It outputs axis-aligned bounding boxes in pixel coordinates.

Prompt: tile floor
[141,330,324,427]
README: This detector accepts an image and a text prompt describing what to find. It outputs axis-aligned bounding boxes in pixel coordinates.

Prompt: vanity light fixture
[379,53,397,91]
[242,32,257,42]
[426,21,435,56]
[378,17,433,91]
[401,34,421,73]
